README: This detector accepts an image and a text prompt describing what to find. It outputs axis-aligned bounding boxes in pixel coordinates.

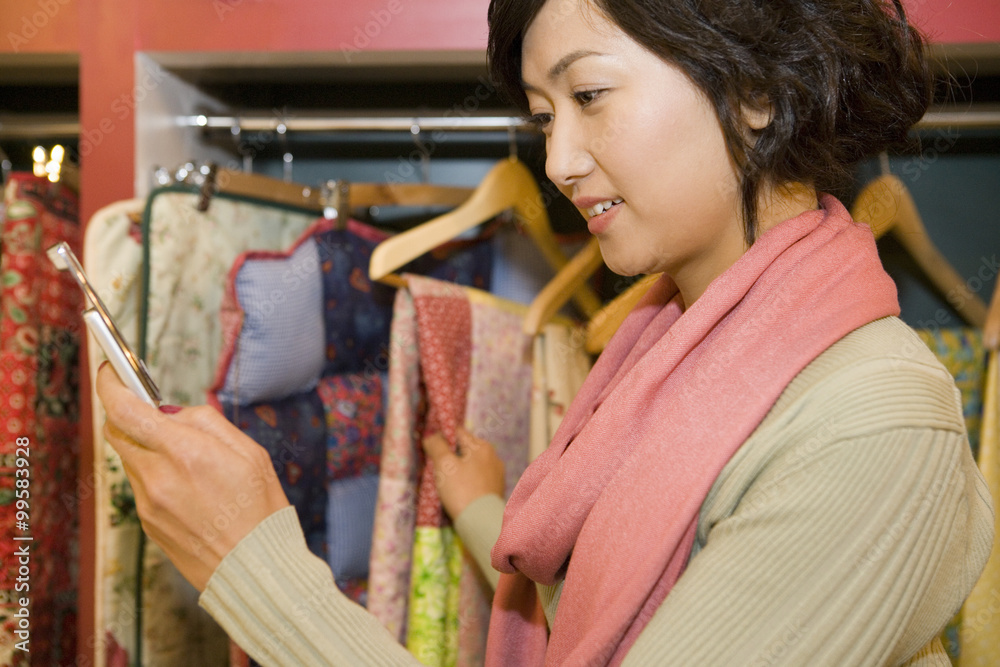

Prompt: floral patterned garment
[368,276,533,667]
[0,174,82,665]
[86,190,317,667]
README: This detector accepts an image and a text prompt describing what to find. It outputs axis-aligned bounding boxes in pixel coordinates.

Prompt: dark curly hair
[488,0,932,244]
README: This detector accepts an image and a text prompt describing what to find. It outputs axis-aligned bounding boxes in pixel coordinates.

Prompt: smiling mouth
[587,198,624,218]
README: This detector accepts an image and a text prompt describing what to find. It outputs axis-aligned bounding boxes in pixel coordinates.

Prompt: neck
[755,182,819,237]
[673,182,820,309]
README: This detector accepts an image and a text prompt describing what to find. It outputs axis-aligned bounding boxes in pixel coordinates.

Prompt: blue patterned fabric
[316,226,494,378]
[219,391,329,557]
[327,474,381,582]
[216,238,326,405]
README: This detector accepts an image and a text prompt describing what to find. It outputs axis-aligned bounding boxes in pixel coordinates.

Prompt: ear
[741,98,773,131]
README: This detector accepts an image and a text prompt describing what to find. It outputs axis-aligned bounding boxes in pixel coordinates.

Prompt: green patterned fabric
[407,526,464,667]
[916,329,985,460]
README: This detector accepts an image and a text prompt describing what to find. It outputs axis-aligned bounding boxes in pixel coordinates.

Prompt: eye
[526,112,554,131]
[572,89,606,108]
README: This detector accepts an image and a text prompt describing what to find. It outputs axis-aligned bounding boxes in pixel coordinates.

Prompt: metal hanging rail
[0,114,81,140]
[3,106,1000,141]
[179,106,1000,134]
[179,112,530,133]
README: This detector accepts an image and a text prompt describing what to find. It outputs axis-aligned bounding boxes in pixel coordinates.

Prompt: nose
[544,117,594,191]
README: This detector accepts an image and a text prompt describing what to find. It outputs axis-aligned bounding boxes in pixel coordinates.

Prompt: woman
[98,0,993,664]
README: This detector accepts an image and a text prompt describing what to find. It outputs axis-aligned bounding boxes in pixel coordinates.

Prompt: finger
[103,416,154,470]
[456,427,488,456]
[169,405,259,456]
[422,432,456,465]
[97,363,174,449]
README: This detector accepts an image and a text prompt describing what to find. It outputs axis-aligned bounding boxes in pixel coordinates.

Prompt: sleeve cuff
[453,493,506,591]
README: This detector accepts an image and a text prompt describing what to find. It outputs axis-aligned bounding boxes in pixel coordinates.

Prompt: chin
[601,253,656,279]
[597,238,664,278]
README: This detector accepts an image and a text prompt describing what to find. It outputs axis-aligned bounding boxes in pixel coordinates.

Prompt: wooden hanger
[520,232,661,353]
[368,157,603,315]
[584,274,661,353]
[199,165,475,216]
[986,279,1000,352]
[522,238,604,334]
[518,217,664,353]
[851,173,987,328]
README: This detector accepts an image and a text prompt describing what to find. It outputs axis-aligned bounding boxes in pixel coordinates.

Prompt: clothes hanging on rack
[366,275,535,666]
[529,321,592,462]
[208,213,495,558]
[85,187,318,667]
[0,174,81,666]
[207,214,496,667]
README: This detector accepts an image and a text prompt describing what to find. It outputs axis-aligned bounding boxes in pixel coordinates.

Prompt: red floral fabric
[0,174,81,665]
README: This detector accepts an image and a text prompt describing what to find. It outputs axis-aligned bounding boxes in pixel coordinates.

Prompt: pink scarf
[486,195,900,666]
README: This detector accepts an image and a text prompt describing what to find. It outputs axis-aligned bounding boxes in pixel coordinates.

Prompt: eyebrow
[521,50,605,91]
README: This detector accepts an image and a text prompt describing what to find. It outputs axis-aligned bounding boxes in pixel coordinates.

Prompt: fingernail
[158,404,183,414]
[98,360,110,372]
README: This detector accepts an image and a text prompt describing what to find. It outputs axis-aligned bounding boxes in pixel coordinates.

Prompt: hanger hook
[278,108,293,182]
[507,124,519,161]
[232,113,254,173]
[410,122,430,183]
[878,151,891,177]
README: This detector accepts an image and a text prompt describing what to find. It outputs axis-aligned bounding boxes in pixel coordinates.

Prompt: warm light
[32,146,46,177]
[51,145,65,163]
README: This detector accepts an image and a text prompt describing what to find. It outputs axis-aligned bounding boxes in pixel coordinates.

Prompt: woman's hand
[96,364,290,592]
[422,428,505,520]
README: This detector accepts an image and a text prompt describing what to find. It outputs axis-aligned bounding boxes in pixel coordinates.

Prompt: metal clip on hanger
[320,179,351,229]
[197,163,220,212]
[410,122,431,183]
[278,111,293,183]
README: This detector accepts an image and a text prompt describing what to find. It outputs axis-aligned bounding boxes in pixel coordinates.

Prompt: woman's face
[521,0,749,302]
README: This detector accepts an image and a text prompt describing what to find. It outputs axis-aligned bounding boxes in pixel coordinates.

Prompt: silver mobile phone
[47,242,162,407]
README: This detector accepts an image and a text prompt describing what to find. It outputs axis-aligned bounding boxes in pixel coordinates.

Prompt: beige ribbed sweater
[200,317,994,665]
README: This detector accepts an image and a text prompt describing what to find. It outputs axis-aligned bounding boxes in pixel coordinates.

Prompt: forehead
[521,0,627,82]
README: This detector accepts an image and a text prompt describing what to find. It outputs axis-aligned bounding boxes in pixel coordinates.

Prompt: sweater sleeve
[199,506,421,666]
[453,493,506,591]
[622,356,994,666]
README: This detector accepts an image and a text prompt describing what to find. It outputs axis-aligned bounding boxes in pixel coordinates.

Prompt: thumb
[422,432,456,466]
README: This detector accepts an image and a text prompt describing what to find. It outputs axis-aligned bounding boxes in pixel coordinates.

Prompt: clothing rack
[182,105,1000,134]
[2,106,999,141]
[180,112,530,134]
[0,113,81,140]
